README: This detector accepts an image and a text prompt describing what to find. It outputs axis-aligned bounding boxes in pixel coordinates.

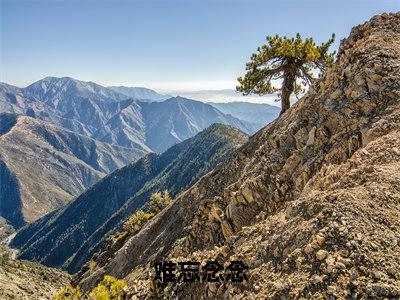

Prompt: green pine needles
[237,33,336,114]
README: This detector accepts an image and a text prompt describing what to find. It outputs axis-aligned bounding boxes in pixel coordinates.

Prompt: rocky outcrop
[76,13,400,299]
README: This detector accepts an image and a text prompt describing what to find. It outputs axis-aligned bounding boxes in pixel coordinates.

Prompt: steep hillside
[209,101,280,131]
[0,113,144,227]
[0,245,70,299]
[11,124,248,274]
[1,78,253,152]
[75,13,400,299]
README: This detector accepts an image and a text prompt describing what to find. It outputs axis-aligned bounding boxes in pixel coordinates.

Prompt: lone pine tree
[237,33,336,114]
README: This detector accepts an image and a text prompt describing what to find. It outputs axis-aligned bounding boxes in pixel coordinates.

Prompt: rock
[306,127,317,146]
[316,250,328,261]
[330,90,342,100]
[316,235,325,246]
[327,286,336,295]
[242,186,254,203]
[304,244,314,254]
[370,74,382,82]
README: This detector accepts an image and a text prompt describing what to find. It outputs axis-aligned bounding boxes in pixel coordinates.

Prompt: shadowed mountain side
[0,160,24,229]
[140,97,254,152]
[11,124,248,273]
[0,113,144,225]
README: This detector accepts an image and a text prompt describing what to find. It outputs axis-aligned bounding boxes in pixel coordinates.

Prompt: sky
[1,0,399,97]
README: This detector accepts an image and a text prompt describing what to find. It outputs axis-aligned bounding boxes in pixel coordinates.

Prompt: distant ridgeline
[0,77,279,230]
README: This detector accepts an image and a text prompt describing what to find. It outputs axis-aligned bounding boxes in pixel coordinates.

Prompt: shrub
[55,284,82,300]
[147,190,173,215]
[88,275,126,300]
[122,210,153,235]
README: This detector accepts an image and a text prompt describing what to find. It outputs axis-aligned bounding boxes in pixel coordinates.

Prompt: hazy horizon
[1,0,399,100]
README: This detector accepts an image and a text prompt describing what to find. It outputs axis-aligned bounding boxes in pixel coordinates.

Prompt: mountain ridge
[1,78,255,152]
[72,13,400,299]
[11,124,249,274]
[0,113,144,228]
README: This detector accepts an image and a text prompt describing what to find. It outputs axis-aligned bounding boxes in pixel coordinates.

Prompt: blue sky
[1,0,399,91]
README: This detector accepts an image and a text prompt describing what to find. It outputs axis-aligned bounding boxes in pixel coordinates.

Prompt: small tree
[147,190,173,215]
[122,210,153,235]
[122,190,173,236]
[237,33,336,114]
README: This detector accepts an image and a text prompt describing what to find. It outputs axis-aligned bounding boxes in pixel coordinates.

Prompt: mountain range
[0,77,256,153]
[109,86,170,102]
[0,76,267,229]
[0,113,144,228]
[209,101,280,130]
[11,124,248,274]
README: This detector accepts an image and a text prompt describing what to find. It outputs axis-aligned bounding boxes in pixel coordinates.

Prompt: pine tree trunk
[280,66,296,115]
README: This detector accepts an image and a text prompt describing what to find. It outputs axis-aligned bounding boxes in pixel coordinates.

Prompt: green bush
[122,210,153,235]
[88,275,126,300]
[55,284,82,299]
[147,190,173,215]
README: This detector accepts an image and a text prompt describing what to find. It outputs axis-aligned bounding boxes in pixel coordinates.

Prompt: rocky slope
[1,77,253,152]
[76,13,400,299]
[0,245,70,300]
[0,113,143,228]
[11,124,248,274]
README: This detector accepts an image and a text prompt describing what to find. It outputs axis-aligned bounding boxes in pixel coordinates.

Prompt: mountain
[139,97,255,152]
[25,76,129,103]
[209,101,280,130]
[11,124,248,274]
[0,78,253,152]
[0,245,70,300]
[109,86,170,102]
[167,88,280,104]
[71,13,400,299]
[0,259,69,299]
[0,113,144,229]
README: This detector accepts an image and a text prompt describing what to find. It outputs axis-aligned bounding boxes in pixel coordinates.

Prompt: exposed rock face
[77,13,400,299]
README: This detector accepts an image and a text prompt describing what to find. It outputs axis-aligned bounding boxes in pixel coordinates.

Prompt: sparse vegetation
[123,190,173,236]
[147,190,173,215]
[122,210,153,235]
[56,275,126,300]
[55,284,83,300]
[88,275,126,300]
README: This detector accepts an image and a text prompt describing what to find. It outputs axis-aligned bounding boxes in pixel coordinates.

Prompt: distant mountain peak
[109,86,170,102]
